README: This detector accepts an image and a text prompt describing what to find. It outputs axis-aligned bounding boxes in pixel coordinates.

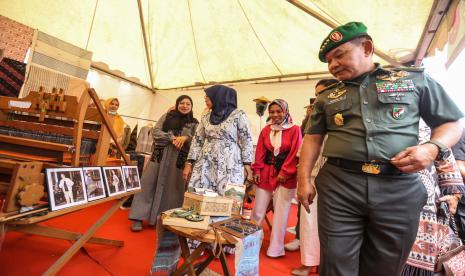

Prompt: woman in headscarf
[103,98,125,145]
[252,99,302,258]
[129,95,198,231]
[183,84,254,194]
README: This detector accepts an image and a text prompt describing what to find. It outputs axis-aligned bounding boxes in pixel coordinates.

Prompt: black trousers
[316,163,427,276]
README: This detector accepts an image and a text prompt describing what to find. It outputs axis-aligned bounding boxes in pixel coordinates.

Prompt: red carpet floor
[0,202,317,275]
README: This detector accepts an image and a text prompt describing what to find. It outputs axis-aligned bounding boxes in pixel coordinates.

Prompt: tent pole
[413,0,451,66]
[286,0,403,67]
[137,0,156,93]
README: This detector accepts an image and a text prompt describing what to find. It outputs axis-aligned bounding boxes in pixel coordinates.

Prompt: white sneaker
[284,239,300,251]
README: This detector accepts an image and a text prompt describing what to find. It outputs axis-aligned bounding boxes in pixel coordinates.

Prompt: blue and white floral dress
[187,109,253,195]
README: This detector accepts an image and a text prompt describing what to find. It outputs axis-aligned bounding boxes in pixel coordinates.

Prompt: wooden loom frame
[0,88,134,275]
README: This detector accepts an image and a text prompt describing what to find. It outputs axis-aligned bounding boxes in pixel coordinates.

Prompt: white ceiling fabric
[0,0,435,89]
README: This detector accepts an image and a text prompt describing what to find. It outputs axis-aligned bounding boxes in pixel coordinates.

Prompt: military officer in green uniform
[297,22,464,276]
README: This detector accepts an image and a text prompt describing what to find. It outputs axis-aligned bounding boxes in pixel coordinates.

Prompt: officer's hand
[391,144,438,173]
[297,179,316,213]
[253,174,260,184]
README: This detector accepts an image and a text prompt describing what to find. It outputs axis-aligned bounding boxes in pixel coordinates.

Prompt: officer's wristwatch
[423,139,450,161]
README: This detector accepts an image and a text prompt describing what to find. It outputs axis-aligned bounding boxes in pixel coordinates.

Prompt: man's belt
[327,158,404,176]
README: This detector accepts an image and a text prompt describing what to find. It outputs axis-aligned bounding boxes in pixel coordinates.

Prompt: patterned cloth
[0,15,34,62]
[267,99,294,156]
[187,109,253,195]
[136,125,154,154]
[150,231,181,275]
[0,57,26,97]
[444,250,465,275]
[266,99,294,129]
[403,156,465,274]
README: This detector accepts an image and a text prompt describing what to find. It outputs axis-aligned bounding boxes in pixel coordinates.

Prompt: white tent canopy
[0,0,436,89]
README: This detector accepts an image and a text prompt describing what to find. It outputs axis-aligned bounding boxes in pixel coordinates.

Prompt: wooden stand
[162,214,233,276]
[2,191,137,275]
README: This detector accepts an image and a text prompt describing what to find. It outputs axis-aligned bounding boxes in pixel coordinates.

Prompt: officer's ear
[362,39,374,57]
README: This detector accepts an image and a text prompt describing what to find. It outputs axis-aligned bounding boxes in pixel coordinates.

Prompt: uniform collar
[344,63,388,85]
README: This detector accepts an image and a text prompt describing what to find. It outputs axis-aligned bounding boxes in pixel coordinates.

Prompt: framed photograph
[82,167,106,201]
[46,168,88,211]
[122,166,141,191]
[102,167,126,196]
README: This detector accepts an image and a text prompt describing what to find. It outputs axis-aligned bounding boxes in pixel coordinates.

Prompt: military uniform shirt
[307,64,464,162]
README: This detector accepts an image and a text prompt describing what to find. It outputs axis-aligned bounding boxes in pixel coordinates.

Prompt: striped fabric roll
[0,57,26,97]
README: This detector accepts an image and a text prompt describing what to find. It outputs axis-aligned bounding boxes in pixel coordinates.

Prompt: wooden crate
[162,209,210,230]
[182,192,233,217]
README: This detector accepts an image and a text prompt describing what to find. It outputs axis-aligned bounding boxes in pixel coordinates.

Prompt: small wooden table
[161,214,234,276]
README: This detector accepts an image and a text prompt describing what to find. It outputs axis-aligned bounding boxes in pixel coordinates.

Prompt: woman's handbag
[435,244,465,276]
[435,204,465,275]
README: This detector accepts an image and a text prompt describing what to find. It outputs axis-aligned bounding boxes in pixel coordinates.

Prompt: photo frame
[102,167,126,196]
[122,166,141,191]
[82,167,106,201]
[45,167,88,211]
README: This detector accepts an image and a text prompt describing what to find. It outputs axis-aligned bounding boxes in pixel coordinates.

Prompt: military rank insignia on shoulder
[317,82,338,96]
[376,70,410,82]
[327,83,347,99]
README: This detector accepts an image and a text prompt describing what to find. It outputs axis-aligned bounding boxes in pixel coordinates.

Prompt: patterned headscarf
[267,99,294,130]
[204,85,237,125]
[266,99,294,156]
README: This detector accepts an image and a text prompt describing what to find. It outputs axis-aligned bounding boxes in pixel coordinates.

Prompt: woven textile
[0,57,26,97]
[404,157,465,274]
[0,15,34,62]
[150,231,180,275]
[21,65,70,96]
[21,31,92,97]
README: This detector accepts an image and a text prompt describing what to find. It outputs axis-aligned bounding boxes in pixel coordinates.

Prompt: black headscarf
[162,95,198,134]
[205,85,237,125]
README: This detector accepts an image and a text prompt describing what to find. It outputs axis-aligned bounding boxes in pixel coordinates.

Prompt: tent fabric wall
[87,69,155,130]
[1,0,435,89]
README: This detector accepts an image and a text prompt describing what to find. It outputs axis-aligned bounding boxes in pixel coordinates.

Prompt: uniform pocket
[376,92,415,124]
[325,98,352,128]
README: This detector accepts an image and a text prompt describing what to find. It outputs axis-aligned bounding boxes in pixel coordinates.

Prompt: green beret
[319,22,369,62]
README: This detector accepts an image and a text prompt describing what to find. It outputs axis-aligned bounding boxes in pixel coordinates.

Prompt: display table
[161,213,235,276]
[1,191,138,275]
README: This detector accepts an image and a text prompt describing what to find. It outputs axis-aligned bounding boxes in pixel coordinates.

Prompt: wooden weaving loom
[0,87,135,275]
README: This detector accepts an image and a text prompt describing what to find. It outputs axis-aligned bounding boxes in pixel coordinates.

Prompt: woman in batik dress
[183,84,254,194]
